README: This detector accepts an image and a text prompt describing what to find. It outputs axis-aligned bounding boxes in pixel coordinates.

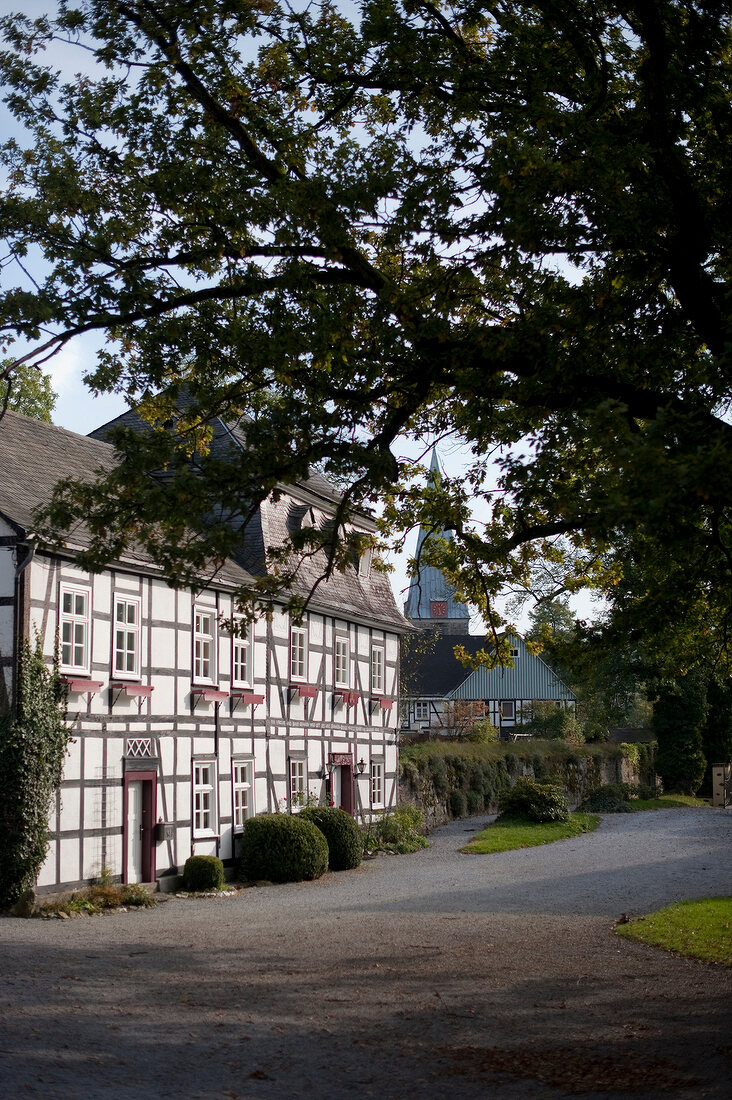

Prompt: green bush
[579,784,632,813]
[532,754,550,780]
[449,789,467,818]
[366,804,428,854]
[0,640,70,908]
[464,719,498,743]
[466,790,484,814]
[653,674,707,793]
[498,777,570,823]
[239,814,329,883]
[429,756,449,797]
[182,855,225,891]
[300,806,363,870]
[522,702,585,744]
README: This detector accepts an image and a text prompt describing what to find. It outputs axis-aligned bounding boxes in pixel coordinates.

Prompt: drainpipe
[11,539,35,719]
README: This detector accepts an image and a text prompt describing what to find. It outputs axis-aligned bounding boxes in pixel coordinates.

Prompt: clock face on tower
[430,600,447,618]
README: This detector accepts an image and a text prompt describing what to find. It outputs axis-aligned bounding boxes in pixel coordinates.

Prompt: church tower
[403,447,471,636]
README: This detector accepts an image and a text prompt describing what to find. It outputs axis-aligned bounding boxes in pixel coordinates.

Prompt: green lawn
[629,794,709,811]
[461,812,599,854]
[616,897,732,965]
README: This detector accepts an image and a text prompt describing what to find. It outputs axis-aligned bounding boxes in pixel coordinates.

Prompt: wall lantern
[356,758,366,775]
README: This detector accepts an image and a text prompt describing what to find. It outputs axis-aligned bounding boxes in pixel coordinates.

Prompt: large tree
[1,1,732,659]
[0,361,55,421]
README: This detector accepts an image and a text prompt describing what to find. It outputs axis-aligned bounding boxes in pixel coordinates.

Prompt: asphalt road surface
[1,807,731,1100]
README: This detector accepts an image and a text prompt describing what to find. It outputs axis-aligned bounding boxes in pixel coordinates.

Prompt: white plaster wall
[309,614,323,646]
[63,737,81,783]
[106,834,123,878]
[0,604,13,656]
[114,572,140,594]
[59,836,80,885]
[59,785,81,832]
[268,739,286,773]
[153,582,177,623]
[36,842,57,888]
[83,737,105,775]
[252,624,266,680]
[0,545,14,598]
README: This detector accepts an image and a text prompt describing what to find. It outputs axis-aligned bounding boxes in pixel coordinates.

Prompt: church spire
[403,446,471,634]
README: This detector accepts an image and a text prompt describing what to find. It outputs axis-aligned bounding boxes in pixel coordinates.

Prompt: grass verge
[461,812,599,854]
[629,794,708,811]
[615,897,732,965]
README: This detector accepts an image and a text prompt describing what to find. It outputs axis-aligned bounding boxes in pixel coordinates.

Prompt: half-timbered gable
[0,409,407,893]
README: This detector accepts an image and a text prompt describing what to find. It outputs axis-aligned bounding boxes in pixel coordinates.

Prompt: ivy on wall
[0,638,70,908]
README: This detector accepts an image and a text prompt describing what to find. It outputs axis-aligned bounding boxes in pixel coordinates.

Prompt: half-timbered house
[0,409,407,893]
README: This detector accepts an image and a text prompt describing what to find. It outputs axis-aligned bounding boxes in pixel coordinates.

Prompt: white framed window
[59,583,91,674]
[414,699,430,722]
[370,761,383,806]
[232,761,254,830]
[334,636,349,687]
[371,645,385,694]
[193,761,217,836]
[290,625,307,681]
[289,758,306,809]
[113,594,141,679]
[193,607,216,683]
[500,700,515,720]
[232,621,253,687]
[509,647,519,658]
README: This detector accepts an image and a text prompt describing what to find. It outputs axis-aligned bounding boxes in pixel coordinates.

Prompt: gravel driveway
[1,807,731,1100]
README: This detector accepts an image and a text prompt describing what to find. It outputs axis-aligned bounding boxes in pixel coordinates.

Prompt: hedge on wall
[0,638,70,909]
[400,740,652,824]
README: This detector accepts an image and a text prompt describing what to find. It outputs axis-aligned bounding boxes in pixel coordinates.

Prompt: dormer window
[358,547,373,577]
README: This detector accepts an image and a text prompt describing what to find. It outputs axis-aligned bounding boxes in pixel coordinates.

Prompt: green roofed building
[402,448,575,738]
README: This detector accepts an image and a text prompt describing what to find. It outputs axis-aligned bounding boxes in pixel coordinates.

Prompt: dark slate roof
[0,409,116,535]
[89,406,409,632]
[0,410,257,590]
[403,631,576,701]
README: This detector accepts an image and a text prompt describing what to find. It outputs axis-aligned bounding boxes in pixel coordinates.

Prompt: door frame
[123,769,157,883]
[338,764,354,815]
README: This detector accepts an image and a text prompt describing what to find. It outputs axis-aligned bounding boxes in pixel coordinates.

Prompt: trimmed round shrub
[300,806,363,871]
[449,789,467,818]
[182,855,225,891]
[498,777,570,823]
[239,814,329,883]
